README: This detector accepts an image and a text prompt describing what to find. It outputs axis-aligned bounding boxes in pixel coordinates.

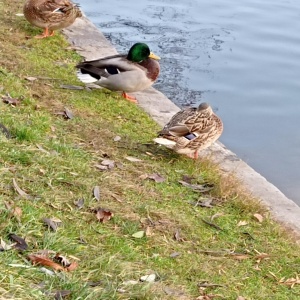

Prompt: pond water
[77,0,300,205]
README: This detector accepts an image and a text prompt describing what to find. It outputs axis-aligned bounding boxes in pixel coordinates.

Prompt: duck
[76,43,160,103]
[154,102,223,159]
[23,0,82,39]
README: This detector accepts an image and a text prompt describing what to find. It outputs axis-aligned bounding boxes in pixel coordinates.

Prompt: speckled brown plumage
[23,0,82,38]
[155,102,223,159]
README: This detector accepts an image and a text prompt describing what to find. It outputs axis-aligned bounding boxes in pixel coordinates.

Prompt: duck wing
[76,54,139,81]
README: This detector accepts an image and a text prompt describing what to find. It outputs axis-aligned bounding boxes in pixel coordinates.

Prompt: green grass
[0,0,300,299]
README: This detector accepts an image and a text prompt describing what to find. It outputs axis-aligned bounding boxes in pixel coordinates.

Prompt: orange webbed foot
[121,92,138,104]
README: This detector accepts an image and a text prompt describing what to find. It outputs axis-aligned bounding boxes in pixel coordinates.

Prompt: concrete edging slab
[63,16,300,239]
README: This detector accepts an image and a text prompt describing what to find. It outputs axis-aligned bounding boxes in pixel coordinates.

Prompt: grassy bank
[0,0,300,299]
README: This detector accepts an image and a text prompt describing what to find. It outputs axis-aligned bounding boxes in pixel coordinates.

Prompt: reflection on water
[78,0,300,205]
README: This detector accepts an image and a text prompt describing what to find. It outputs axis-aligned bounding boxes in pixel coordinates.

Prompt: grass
[0,0,300,299]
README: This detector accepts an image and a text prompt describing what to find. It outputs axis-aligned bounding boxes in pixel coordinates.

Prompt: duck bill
[149,52,161,60]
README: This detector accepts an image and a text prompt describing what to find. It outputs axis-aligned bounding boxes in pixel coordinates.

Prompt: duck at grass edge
[23,0,82,39]
[154,102,223,159]
[76,43,160,103]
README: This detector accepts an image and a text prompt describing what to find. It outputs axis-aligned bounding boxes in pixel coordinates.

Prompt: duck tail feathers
[76,70,99,83]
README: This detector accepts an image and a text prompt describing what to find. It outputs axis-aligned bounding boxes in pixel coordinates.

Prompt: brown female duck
[154,102,223,159]
[76,43,160,103]
[23,0,82,38]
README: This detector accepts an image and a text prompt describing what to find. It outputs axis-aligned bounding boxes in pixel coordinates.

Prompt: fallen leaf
[140,273,156,283]
[164,287,186,297]
[101,159,115,169]
[279,275,300,288]
[12,178,30,199]
[132,231,145,238]
[229,254,250,260]
[94,164,108,171]
[125,156,143,162]
[86,280,103,287]
[54,290,72,300]
[64,107,74,119]
[173,229,184,242]
[0,238,14,251]
[28,254,64,271]
[2,94,20,106]
[74,198,84,209]
[93,186,101,201]
[178,180,214,192]
[189,198,214,208]
[65,261,78,272]
[0,123,11,139]
[122,280,139,286]
[147,173,165,183]
[54,253,71,267]
[93,208,113,223]
[25,76,37,81]
[8,234,28,251]
[60,84,84,90]
[139,173,149,180]
[237,220,248,227]
[170,252,181,258]
[253,213,264,223]
[113,136,121,142]
[43,217,62,232]
[197,281,225,288]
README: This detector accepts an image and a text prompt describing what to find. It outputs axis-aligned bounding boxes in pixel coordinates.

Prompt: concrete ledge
[63,17,300,239]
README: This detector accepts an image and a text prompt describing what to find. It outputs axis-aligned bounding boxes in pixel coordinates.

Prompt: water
[77,0,300,205]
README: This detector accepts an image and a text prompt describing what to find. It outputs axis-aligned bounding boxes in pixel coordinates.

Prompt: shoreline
[63,16,300,239]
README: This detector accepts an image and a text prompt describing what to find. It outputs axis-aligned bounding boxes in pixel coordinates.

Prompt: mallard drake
[154,102,223,159]
[76,43,160,103]
[23,0,82,38]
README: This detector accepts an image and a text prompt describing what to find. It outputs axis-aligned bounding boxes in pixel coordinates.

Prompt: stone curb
[63,16,300,239]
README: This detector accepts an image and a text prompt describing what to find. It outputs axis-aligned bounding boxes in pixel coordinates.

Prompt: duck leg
[121,92,138,104]
[34,28,55,39]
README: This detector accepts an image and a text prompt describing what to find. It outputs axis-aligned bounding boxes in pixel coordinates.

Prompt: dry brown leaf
[178,180,214,192]
[12,178,30,199]
[60,84,84,90]
[8,234,28,251]
[28,254,64,271]
[94,208,114,223]
[237,220,248,227]
[93,186,101,201]
[25,76,37,81]
[2,94,20,106]
[0,123,11,139]
[147,173,165,183]
[253,213,263,223]
[65,261,78,272]
[173,229,184,242]
[125,156,143,162]
[43,217,62,232]
[230,254,250,260]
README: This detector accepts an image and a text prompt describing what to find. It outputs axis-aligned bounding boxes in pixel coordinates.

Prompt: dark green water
[78,0,300,205]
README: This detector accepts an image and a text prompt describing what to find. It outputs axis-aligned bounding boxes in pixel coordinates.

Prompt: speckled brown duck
[23,0,82,38]
[76,43,160,103]
[154,102,223,159]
